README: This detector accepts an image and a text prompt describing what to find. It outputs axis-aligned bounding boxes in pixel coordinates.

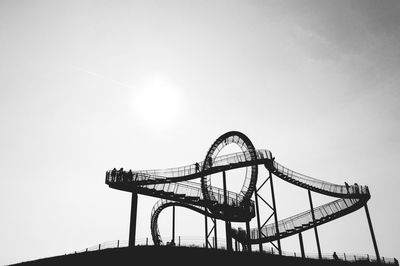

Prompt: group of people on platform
[344,182,360,194]
[109,168,137,183]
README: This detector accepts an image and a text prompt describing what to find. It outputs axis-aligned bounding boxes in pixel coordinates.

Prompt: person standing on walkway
[344,182,350,193]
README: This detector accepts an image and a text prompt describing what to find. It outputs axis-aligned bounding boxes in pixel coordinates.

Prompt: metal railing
[237,198,359,240]
[108,174,255,212]
[105,149,272,183]
[104,151,272,210]
[273,161,369,196]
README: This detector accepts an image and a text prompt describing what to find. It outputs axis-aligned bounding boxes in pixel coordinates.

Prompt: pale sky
[1,0,399,265]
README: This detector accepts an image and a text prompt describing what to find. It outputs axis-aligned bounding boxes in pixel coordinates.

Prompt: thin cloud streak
[67,64,134,90]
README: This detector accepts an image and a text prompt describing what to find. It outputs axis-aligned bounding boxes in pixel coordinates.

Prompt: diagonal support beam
[308,189,322,259]
[365,203,380,263]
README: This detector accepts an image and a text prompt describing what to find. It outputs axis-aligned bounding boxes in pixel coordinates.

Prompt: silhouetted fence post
[344,253,347,261]
[146,237,148,246]
[98,244,101,250]
[179,236,180,246]
[117,240,120,248]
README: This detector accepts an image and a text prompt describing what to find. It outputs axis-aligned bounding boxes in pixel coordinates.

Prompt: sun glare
[134,74,183,128]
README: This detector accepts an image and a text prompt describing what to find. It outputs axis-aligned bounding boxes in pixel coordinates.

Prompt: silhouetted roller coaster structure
[105,131,381,262]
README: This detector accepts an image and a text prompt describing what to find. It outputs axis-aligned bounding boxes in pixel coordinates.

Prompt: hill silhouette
[10,246,395,266]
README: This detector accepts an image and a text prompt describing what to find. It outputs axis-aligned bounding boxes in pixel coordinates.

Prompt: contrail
[68,64,134,89]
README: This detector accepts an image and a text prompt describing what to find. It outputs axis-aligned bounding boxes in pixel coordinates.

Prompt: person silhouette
[207,157,212,168]
[354,183,359,194]
[118,168,124,182]
[195,162,200,173]
[127,169,133,182]
[344,182,350,193]
[333,251,339,260]
[111,168,117,182]
[267,157,275,169]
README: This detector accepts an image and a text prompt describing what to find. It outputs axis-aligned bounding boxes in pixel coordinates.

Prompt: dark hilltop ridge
[10,246,398,266]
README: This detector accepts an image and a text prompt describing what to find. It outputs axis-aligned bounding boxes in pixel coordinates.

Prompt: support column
[246,221,252,252]
[222,171,233,251]
[129,191,138,247]
[214,219,218,249]
[308,190,322,259]
[364,203,380,263]
[172,205,175,245]
[299,232,305,258]
[204,207,209,248]
[269,172,282,255]
[254,189,263,252]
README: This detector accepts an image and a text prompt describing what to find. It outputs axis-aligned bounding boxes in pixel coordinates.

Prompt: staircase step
[159,191,174,197]
[186,196,200,201]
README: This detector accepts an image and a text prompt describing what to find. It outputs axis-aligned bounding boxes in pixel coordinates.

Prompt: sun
[133,74,183,128]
